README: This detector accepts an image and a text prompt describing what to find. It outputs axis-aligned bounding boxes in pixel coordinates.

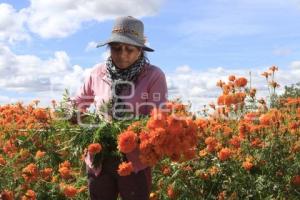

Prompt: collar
[100,63,150,84]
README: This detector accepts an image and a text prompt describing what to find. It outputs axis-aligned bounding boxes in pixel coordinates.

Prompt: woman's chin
[116,63,130,69]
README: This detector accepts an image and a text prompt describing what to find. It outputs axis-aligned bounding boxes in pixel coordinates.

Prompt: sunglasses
[110,43,141,54]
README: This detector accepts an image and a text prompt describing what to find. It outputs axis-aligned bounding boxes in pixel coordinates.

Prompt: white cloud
[290,61,300,70]
[273,47,293,56]
[85,41,98,52]
[23,0,164,38]
[0,45,90,97]
[0,3,30,44]
[175,65,192,73]
[0,95,12,104]
[0,46,71,77]
[100,50,111,61]
[0,0,163,45]
[208,67,225,73]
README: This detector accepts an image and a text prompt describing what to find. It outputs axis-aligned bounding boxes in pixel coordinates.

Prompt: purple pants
[87,156,151,200]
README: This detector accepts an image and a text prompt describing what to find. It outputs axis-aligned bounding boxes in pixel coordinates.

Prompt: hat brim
[96,34,154,52]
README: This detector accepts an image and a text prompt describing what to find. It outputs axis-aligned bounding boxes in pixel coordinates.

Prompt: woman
[73,16,168,200]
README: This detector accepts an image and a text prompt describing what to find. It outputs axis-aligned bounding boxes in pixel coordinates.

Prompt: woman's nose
[119,49,129,58]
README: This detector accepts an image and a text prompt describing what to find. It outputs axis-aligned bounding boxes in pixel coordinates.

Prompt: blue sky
[1,0,300,110]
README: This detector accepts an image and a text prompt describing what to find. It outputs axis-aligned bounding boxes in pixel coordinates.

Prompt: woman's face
[110,43,142,69]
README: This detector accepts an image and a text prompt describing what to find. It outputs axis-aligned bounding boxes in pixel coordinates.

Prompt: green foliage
[281,82,300,98]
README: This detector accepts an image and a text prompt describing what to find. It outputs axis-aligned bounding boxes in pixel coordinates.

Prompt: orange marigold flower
[41,168,53,180]
[234,77,248,87]
[194,118,208,130]
[167,185,176,199]
[88,143,102,155]
[199,149,208,157]
[209,166,220,176]
[117,131,138,153]
[222,85,230,95]
[58,161,72,179]
[182,165,193,171]
[291,175,300,186]
[162,166,171,175]
[236,92,246,102]
[205,136,218,146]
[285,97,300,106]
[249,88,256,98]
[261,71,270,78]
[146,118,167,130]
[21,189,36,200]
[228,75,236,82]
[251,138,264,148]
[216,80,225,88]
[239,122,250,138]
[35,150,46,159]
[206,145,216,153]
[59,160,71,168]
[218,148,231,161]
[217,95,226,105]
[150,128,168,148]
[22,163,38,182]
[3,140,17,156]
[0,155,6,165]
[269,65,278,72]
[224,95,234,106]
[167,116,184,135]
[289,122,300,130]
[269,81,280,89]
[59,167,72,179]
[174,103,187,112]
[244,112,259,122]
[63,185,78,198]
[242,161,254,171]
[139,143,160,166]
[196,170,209,180]
[259,114,271,126]
[218,191,226,200]
[149,192,158,200]
[117,161,133,176]
[127,121,142,133]
[150,108,167,120]
[291,141,300,153]
[1,190,14,200]
[33,108,48,121]
[223,126,233,137]
[229,136,242,148]
[165,102,187,112]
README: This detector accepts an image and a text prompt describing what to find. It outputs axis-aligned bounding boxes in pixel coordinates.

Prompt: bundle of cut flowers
[86,100,200,177]
[115,102,199,174]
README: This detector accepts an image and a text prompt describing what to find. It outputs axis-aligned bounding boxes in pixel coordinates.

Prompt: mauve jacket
[73,62,168,175]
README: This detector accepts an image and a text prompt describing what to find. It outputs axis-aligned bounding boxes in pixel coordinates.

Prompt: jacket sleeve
[73,73,95,111]
[147,69,168,109]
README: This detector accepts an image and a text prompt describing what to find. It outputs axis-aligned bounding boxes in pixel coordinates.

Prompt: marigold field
[1,66,300,200]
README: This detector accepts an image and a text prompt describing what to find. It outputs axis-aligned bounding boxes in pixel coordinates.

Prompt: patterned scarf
[106,56,147,119]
